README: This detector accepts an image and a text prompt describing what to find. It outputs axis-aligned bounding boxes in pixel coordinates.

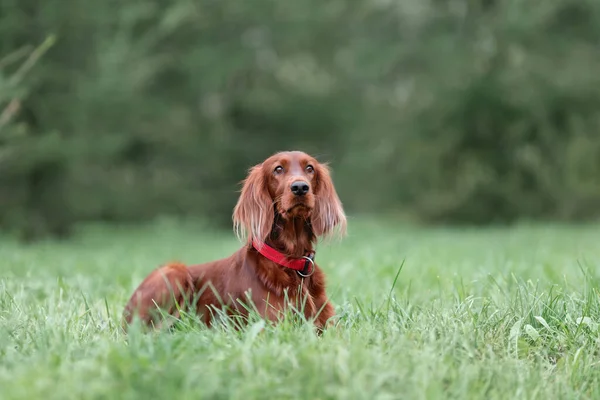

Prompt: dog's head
[233,151,347,245]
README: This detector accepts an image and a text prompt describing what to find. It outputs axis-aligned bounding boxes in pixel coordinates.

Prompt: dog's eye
[274,166,284,174]
[305,165,314,174]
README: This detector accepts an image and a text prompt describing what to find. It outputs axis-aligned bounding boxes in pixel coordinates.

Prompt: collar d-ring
[297,255,315,277]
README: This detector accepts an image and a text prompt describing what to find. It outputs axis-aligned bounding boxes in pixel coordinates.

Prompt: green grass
[2,217,600,399]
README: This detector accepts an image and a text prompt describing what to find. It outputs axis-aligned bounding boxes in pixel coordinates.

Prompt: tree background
[2,0,600,240]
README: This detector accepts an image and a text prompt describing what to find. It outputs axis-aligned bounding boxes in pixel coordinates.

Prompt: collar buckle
[298,254,315,277]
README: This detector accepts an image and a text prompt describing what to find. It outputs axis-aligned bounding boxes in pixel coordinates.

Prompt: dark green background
[2,0,600,240]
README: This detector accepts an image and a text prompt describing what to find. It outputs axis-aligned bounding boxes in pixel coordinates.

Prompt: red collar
[251,239,315,277]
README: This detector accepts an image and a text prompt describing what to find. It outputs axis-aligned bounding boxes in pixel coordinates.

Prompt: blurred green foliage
[1,0,600,239]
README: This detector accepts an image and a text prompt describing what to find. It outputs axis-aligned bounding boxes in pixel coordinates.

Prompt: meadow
[1,217,600,399]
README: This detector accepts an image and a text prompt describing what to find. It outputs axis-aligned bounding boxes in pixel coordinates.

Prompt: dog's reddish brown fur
[122,151,346,331]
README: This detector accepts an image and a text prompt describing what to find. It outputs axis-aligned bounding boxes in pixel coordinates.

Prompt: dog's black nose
[291,181,310,196]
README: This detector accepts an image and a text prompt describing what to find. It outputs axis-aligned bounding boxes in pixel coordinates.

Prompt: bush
[383,0,600,223]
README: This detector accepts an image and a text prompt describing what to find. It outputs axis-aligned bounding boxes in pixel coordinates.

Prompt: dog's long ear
[232,164,274,245]
[312,163,347,240]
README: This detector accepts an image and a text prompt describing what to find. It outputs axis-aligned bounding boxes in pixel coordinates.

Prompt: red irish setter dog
[122,151,346,332]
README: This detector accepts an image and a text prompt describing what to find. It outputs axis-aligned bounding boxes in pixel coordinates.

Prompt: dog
[122,151,347,332]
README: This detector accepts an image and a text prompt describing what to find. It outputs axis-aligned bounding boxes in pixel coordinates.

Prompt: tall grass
[1,218,600,399]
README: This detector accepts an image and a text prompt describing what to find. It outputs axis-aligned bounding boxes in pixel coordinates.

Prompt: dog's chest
[254,270,317,317]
